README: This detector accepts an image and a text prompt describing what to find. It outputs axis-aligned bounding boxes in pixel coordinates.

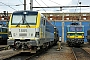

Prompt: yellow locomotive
[7,10,58,53]
[67,22,84,46]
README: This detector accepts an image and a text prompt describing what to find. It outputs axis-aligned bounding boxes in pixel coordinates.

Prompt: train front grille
[19,33,27,36]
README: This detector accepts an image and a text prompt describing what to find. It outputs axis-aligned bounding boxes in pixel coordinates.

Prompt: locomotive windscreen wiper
[23,16,30,27]
[16,20,22,27]
[24,20,30,27]
[16,16,30,27]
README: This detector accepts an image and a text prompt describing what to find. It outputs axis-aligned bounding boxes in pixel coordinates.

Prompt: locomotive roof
[13,10,38,13]
[12,10,38,15]
[67,25,84,27]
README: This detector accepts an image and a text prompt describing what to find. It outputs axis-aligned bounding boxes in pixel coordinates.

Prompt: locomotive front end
[8,11,41,52]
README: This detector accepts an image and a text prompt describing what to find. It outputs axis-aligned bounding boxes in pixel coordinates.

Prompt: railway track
[0,47,6,51]
[4,48,47,60]
[72,47,90,60]
[1,44,55,60]
[4,53,34,60]
[0,45,8,51]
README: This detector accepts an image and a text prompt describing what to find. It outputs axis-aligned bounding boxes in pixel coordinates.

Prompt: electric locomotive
[66,22,84,46]
[7,10,55,53]
[0,20,8,45]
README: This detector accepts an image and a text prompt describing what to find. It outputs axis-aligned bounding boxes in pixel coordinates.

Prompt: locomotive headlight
[82,34,84,38]
[35,32,39,37]
[67,34,70,38]
[82,34,84,36]
[8,31,12,37]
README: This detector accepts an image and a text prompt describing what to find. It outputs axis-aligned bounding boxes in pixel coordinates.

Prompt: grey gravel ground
[2,43,90,60]
[30,43,75,60]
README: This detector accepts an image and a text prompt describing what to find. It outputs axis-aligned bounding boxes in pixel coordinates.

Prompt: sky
[0,0,90,13]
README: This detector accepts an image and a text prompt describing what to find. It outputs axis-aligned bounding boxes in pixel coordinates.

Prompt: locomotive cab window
[25,15,37,25]
[11,15,37,25]
[69,27,75,32]
[42,17,46,26]
[76,27,83,32]
[11,11,38,25]
[2,28,7,33]
[0,28,2,32]
[12,15,22,25]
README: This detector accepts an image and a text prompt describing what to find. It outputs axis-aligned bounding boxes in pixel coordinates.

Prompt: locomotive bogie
[67,38,84,46]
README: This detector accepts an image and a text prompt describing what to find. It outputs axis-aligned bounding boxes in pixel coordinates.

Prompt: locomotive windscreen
[69,27,83,32]
[69,27,75,32]
[76,27,83,32]
[11,11,38,25]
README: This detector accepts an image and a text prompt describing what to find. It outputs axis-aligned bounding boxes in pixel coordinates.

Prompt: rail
[71,47,90,60]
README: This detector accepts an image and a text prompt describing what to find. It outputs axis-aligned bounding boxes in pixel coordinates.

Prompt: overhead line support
[32,6,90,8]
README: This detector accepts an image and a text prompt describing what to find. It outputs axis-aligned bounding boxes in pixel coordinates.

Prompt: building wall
[43,12,90,21]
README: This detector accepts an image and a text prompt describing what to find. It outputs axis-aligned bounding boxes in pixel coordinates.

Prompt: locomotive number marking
[19,29,27,32]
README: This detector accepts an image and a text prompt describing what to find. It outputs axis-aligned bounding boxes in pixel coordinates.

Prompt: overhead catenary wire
[40,0,57,26]
[48,0,61,25]
[74,0,80,13]
[40,0,48,7]
[0,2,16,10]
[73,0,82,21]
[72,0,80,21]
[32,6,90,8]
[35,0,46,12]
[0,0,24,6]
[18,0,24,6]
[0,4,24,6]
[19,0,23,4]
[48,0,62,6]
